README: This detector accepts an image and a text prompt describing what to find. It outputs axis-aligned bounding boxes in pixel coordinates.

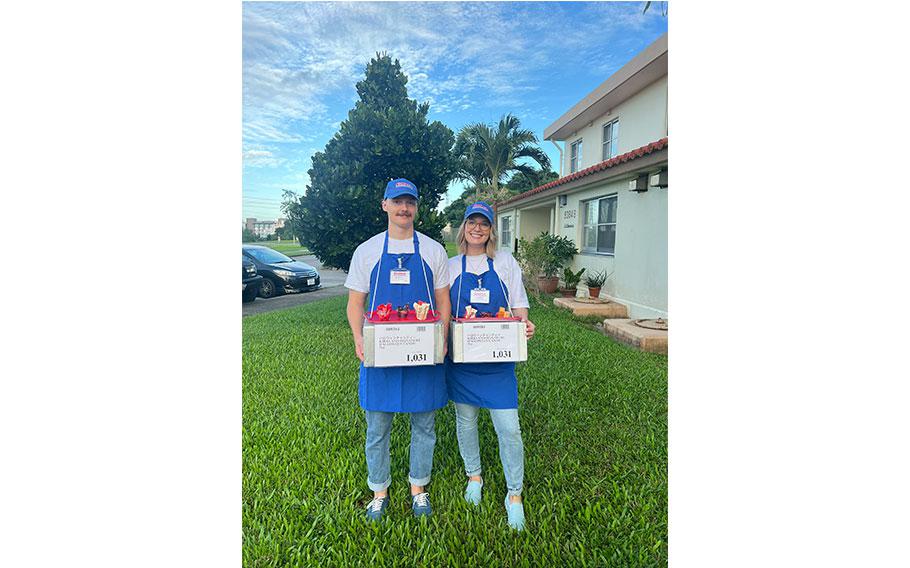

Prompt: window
[500,215,512,249]
[581,195,617,254]
[570,139,583,173]
[602,119,619,160]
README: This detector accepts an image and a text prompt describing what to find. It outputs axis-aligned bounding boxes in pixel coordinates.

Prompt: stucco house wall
[563,76,668,175]
[497,33,668,320]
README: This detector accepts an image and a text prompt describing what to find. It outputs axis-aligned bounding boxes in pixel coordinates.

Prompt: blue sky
[242,1,668,222]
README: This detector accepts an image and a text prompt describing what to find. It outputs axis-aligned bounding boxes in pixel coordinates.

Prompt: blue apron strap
[369,231,389,315]
[456,254,467,319]
[490,257,514,314]
[414,233,435,313]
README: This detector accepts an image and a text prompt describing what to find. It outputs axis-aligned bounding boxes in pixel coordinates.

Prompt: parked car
[242,256,263,303]
[242,245,320,299]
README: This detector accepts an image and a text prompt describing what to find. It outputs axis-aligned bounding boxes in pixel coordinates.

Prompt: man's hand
[354,335,364,362]
[434,285,451,358]
[347,290,368,362]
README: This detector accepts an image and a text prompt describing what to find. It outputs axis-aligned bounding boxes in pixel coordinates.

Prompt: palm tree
[454,114,551,201]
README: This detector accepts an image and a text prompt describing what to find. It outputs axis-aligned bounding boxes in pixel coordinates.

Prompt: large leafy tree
[453,113,551,202]
[284,54,456,270]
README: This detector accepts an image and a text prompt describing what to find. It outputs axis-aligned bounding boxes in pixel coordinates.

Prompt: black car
[242,245,321,298]
[242,256,263,303]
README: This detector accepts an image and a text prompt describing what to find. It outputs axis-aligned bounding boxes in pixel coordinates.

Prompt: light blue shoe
[412,492,432,517]
[464,479,483,506]
[365,496,389,522]
[504,496,525,531]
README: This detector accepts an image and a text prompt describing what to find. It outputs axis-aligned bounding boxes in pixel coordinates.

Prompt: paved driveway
[242,254,349,317]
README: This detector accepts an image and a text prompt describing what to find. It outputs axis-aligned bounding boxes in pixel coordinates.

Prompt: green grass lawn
[243,295,667,566]
[445,241,457,257]
[245,240,311,257]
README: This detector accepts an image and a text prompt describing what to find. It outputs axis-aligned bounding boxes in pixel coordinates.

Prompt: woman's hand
[521,317,536,340]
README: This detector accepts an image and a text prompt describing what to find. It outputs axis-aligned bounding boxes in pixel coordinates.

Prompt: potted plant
[584,269,607,299]
[517,232,578,294]
[559,267,585,298]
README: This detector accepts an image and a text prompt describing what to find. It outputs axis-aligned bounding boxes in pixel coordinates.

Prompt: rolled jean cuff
[367,476,391,492]
[465,467,482,478]
[408,473,431,487]
[506,486,523,497]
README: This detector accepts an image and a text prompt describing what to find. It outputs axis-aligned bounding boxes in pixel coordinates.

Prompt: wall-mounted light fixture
[628,174,649,193]
[558,195,567,207]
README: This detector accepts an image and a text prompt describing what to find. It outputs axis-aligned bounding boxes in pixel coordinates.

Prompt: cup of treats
[413,300,430,321]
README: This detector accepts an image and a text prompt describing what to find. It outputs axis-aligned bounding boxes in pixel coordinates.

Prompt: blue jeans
[365,410,436,492]
[454,403,524,497]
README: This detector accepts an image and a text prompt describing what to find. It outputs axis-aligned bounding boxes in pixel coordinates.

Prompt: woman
[445,201,536,531]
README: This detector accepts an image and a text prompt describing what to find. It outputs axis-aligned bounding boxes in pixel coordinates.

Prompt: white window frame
[602,118,620,160]
[570,138,583,173]
[500,215,512,250]
[581,194,617,256]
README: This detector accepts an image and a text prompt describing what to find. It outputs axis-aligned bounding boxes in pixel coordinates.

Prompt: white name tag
[390,269,410,285]
[470,287,490,304]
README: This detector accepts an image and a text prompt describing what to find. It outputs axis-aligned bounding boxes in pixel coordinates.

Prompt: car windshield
[247,248,293,264]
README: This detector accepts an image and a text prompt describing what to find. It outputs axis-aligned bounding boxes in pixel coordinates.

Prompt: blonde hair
[456,214,498,258]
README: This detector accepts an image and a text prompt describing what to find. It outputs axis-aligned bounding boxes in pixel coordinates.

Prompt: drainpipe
[550,140,564,177]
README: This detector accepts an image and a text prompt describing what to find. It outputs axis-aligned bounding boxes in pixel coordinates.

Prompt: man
[344,178,451,521]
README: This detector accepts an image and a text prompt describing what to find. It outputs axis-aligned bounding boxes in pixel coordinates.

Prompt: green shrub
[584,269,608,288]
[517,232,578,278]
[561,267,586,289]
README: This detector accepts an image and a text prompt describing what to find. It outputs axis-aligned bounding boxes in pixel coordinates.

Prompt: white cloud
[242,2,582,138]
[242,1,666,204]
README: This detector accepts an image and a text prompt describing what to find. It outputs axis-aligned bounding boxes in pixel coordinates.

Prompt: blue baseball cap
[464,201,495,224]
[384,178,418,199]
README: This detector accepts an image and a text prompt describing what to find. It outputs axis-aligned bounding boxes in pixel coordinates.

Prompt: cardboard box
[363,319,445,367]
[450,319,528,363]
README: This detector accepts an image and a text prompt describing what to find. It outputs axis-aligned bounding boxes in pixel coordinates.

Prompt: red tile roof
[496,137,668,208]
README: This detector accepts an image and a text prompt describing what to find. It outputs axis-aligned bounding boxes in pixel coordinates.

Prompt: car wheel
[258,278,280,299]
[242,287,257,303]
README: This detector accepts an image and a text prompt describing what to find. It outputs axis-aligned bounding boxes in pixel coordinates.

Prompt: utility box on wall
[649,169,668,188]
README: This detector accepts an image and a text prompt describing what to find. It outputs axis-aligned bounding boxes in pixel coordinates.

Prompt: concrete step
[552,296,629,318]
[599,318,668,355]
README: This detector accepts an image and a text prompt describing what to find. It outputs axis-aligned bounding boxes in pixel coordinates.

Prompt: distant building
[245,217,286,238]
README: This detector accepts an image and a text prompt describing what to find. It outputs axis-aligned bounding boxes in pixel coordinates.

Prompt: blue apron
[358,232,448,413]
[445,255,519,409]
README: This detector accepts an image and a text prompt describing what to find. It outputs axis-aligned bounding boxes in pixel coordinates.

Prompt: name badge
[390,269,410,285]
[470,287,490,304]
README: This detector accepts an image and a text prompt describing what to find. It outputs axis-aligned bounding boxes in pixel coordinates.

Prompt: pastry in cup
[413,300,430,321]
[375,303,393,321]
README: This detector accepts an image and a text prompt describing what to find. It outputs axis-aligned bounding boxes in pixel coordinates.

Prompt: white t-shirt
[447,250,530,310]
[344,231,450,293]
